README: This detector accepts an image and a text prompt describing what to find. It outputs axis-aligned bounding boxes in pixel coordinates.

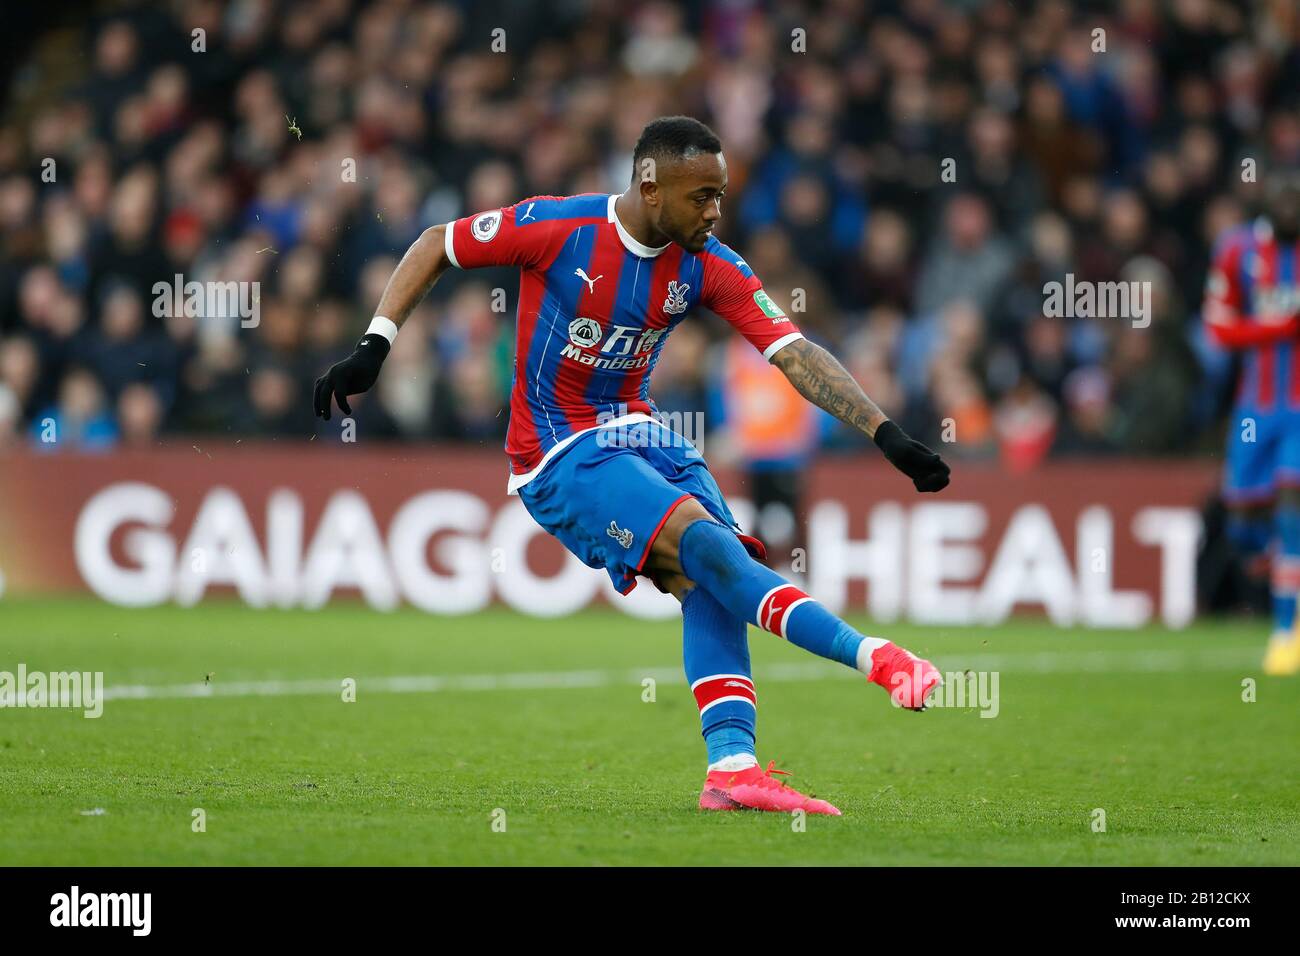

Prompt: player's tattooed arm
[772,337,950,492]
[770,337,888,437]
[374,223,453,328]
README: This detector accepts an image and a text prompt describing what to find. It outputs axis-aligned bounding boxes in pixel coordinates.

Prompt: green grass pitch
[1,597,1297,865]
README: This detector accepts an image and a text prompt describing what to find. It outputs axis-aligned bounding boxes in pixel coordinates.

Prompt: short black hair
[631,116,722,182]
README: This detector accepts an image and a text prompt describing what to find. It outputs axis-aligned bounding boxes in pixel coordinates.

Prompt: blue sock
[679,520,884,672]
[1273,505,1300,632]
[682,587,756,766]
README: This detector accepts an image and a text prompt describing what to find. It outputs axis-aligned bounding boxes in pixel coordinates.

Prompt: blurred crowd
[1,0,1299,467]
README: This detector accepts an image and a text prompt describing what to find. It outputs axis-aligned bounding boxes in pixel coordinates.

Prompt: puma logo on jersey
[575,268,603,292]
[519,202,536,222]
[663,280,690,315]
[606,521,634,549]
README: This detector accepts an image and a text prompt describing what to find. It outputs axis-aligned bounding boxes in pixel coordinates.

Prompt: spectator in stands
[0,0,1291,470]
[30,365,117,451]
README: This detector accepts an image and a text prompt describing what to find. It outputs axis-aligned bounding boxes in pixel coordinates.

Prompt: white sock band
[366,315,399,344]
[855,636,890,675]
[708,753,758,772]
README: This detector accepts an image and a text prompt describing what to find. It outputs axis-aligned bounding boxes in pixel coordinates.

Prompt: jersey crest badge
[606,521,634,549]
[663,280,690,315]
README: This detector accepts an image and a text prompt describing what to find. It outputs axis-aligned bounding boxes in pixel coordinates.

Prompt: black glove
[873,420,950,493]
[313,333,390,420]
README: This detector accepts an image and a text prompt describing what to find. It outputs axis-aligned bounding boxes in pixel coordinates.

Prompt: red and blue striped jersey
[444,193,804,491]
[1204,218,1300,412]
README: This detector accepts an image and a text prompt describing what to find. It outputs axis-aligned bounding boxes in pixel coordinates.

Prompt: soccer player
[314,117,951,814]
[1205,169,1300,676]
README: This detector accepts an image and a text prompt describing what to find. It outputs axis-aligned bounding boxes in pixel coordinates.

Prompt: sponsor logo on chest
[561,320,666,371]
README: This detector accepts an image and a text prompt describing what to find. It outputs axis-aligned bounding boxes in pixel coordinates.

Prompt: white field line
[99,647,1261,703]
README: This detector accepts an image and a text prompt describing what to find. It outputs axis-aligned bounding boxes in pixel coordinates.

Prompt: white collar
[608,193,670,258]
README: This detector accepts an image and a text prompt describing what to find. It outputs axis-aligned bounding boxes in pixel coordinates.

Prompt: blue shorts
[518,421,763,594]
[1224,408,1300,504]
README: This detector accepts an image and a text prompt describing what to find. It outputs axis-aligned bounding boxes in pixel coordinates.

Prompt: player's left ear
[638,159,660,207]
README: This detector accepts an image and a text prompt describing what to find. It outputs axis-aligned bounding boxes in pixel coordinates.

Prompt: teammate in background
[1204,170,1300,676]
[314,117,950,814]
[713,336,823,580]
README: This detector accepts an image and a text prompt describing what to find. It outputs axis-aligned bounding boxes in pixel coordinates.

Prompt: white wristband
[366,316,399,344]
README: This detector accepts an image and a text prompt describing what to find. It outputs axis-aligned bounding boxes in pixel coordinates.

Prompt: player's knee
[653,498,713,564]
[679,517,747,583]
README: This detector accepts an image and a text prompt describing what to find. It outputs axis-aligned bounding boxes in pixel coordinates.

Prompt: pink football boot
[699,760,841,815]
[866,641,942,710]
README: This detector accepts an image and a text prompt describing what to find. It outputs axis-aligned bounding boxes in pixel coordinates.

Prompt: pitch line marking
[96,647,1261,703]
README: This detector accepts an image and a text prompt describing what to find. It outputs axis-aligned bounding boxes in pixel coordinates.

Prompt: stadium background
[2,0,1295,619]
[1,0,1299,870]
